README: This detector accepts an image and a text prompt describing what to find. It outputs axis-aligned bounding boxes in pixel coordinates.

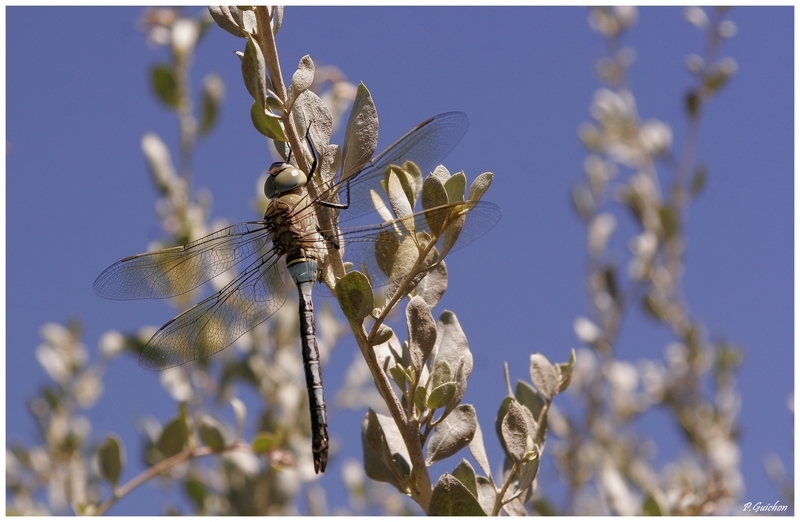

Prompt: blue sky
[6,6,793,515]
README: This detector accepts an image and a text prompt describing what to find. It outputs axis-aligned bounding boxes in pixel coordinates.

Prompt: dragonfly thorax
[264,191,324,265]
[265,162,309,199]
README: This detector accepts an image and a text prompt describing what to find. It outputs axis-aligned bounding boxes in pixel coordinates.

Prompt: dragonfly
[93,112,501,473]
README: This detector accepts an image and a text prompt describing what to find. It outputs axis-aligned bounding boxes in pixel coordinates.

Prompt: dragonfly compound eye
[265,162,308,198]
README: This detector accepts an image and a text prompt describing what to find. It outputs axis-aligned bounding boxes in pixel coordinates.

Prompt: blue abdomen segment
[287,259,329,473]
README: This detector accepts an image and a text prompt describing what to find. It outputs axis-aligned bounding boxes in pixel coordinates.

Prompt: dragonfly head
[265,162,309,199]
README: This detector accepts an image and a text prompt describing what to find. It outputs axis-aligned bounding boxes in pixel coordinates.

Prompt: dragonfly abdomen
[287,258,329,474]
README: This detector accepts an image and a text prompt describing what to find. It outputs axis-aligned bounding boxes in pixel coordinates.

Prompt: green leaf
[467,172,494,202]
[97,434,124,488]
[429,473,487,516]
[426,405,477,465]
[198,415,226,452]
[198,74,223,138]
[158,416,189,459]
[252,432,276,453]
[690,165,707,197]
[336,270,374,324]
[250,101,287,141]
[341,83,378,181]
[529,353,557,401]
[428,382,456,410]
[150,63,178,109]
[643,494,663,515]
[184,476,207,510]
[414,385,428,414]
[658,204,680,240]
[406,296,437,373]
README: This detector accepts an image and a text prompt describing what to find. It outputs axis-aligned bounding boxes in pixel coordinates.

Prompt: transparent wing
[333,200,502,292]
[139,251,287,370]
[93,222,271,300]
[313,112,470,224]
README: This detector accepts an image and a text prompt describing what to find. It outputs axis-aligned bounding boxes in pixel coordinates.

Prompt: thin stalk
[95,442,250,515]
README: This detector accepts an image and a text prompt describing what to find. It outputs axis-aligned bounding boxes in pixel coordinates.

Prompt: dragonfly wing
[334,200,501,292]
[94,222,271,300]
[313,112,470,224]
[139,252,287,370]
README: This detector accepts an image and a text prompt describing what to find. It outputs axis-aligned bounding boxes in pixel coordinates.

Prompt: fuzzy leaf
[500,400,529,462]
[555,348,576,393]
[468,419,493,481]
[341,83,378,180]
[444,171,467,204]
[426,405,477,465]
[515,379,545,421]
[529,353,557,401]
[387,169,414,220]
[208,6,246,37]
[242,34,270,107]
[362,410,411,493]
[468,172,494,202]
[432,311,472,413]
[287,55,314,108]
[429,473,486,516]
[336,270,373,324]
[452,459,479,499]
[414,260,448,308]
[421,175,449,236]
[406,296,437,373]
